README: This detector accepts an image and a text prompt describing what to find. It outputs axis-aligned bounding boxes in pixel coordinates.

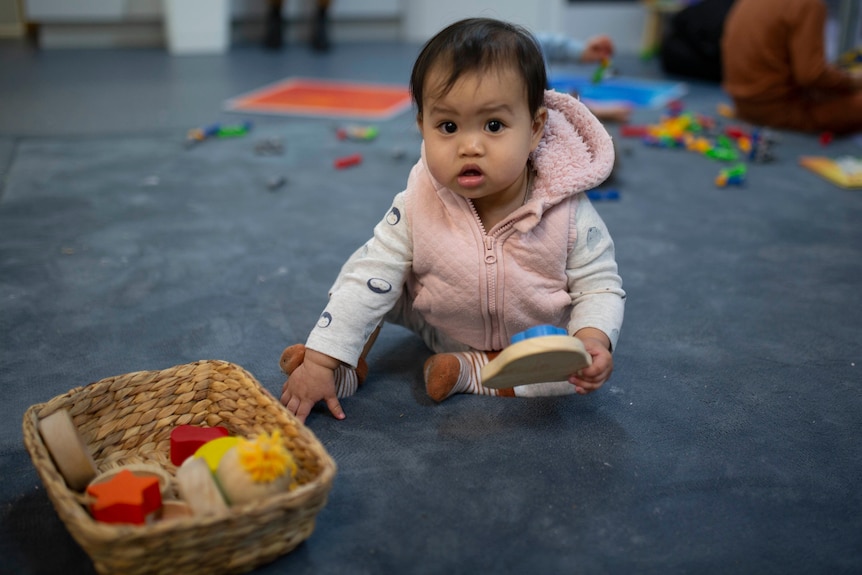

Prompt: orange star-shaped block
[87,469,162,525]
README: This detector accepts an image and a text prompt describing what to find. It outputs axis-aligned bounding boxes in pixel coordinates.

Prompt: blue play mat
[549,75,688,109]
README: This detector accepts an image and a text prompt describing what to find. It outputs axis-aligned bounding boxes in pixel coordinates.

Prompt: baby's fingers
[324,396,346,420]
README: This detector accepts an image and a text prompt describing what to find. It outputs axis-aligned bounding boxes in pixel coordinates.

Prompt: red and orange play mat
[225,77,413,120]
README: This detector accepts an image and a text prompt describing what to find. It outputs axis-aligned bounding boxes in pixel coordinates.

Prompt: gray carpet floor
[1,39,861,574]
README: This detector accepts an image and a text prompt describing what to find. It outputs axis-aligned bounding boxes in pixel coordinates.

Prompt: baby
[281,18,625,423]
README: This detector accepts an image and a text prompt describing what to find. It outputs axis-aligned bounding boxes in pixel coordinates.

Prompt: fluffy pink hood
[517,89,615,232]
[420,89,615,234]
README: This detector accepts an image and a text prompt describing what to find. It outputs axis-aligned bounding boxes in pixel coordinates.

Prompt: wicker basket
[22,360,336,575]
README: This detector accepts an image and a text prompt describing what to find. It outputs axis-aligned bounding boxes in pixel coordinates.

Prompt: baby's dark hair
[410,18,547,118]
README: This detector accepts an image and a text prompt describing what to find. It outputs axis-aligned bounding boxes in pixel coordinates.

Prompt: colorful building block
[587,189,620,201]
[336,125,379,141]
[170,425,230,466]
[334,153,363,169]
[715,164,747,187]
[194,436,242,472]
[87,468,162,525]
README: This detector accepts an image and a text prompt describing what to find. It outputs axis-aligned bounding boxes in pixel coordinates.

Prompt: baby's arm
[282,193,413,420]
[566,197,625,392]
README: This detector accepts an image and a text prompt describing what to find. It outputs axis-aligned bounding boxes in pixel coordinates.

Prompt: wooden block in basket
[22,359,337,575]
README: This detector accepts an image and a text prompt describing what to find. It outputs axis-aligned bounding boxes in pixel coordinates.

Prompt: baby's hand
[570,329,614,394]
[281,349,345,423]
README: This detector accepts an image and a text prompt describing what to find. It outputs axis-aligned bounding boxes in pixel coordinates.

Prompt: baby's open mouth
[457,166,485,188]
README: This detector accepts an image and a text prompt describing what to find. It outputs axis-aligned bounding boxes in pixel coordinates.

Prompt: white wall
[562,2,645,55]
[402,0,565,42]
[24,0,401,21]
[24,0,650,54]
[402,1,645,54]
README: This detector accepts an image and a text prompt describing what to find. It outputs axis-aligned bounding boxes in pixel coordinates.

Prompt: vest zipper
[483,235,499,345]
[469,199,519,350]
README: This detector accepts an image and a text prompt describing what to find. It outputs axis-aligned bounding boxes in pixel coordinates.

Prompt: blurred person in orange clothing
[721,0,862,134]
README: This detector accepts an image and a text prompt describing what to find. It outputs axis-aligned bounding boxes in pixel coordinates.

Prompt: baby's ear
[531,107,548,148]
[415,113,423,132]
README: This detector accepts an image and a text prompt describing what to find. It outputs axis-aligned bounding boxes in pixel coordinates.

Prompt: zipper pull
[484,236,496,263]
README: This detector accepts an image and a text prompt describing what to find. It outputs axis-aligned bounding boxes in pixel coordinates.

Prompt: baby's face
[417,64,546,209]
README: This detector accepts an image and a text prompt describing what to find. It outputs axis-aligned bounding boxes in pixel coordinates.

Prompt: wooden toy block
[194,436,242,472]
[176,456,229,516]
[90,464,172,499]
[156,500,194,521]
[86,468,162,525]
[482,326,592,389]
[37,409,98,491]
[170,425,229,466]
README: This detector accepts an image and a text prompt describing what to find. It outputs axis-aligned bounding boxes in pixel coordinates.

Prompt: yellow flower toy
[215,431,298,506]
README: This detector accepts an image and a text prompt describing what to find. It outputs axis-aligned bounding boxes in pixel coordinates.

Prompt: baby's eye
[438,121,457,134]
[486,120,504,133]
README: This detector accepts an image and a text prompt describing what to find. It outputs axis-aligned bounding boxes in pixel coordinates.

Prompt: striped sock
[424,351,513,402]
[280,343,366,398]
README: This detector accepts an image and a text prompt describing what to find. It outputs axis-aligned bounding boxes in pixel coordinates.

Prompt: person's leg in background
[311,0,332,52]
[734,92,862,135]
[808,92,862,134]
[264,0,332,52]
[264,0,284,49]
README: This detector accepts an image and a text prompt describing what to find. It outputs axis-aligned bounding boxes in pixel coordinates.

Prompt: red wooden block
[87,469,162,525]
[170,425,229,466]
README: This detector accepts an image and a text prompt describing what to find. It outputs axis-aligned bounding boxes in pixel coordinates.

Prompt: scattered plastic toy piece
[705,146,738,162]
[591,57,611,84]
[186,121,252,146]
[334,153,363,169]
[820,132,834,147]
[337,125,379,141]
[715,163,747,187]
[254,138,284,156]
[267,175,287,191]
[716,102,735,118]
[586,189,620,201]
[747,129,776,163]
[620,124,650,138]
[838,47,862,70]
[725,126,749,140]
[666,99,685,117]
